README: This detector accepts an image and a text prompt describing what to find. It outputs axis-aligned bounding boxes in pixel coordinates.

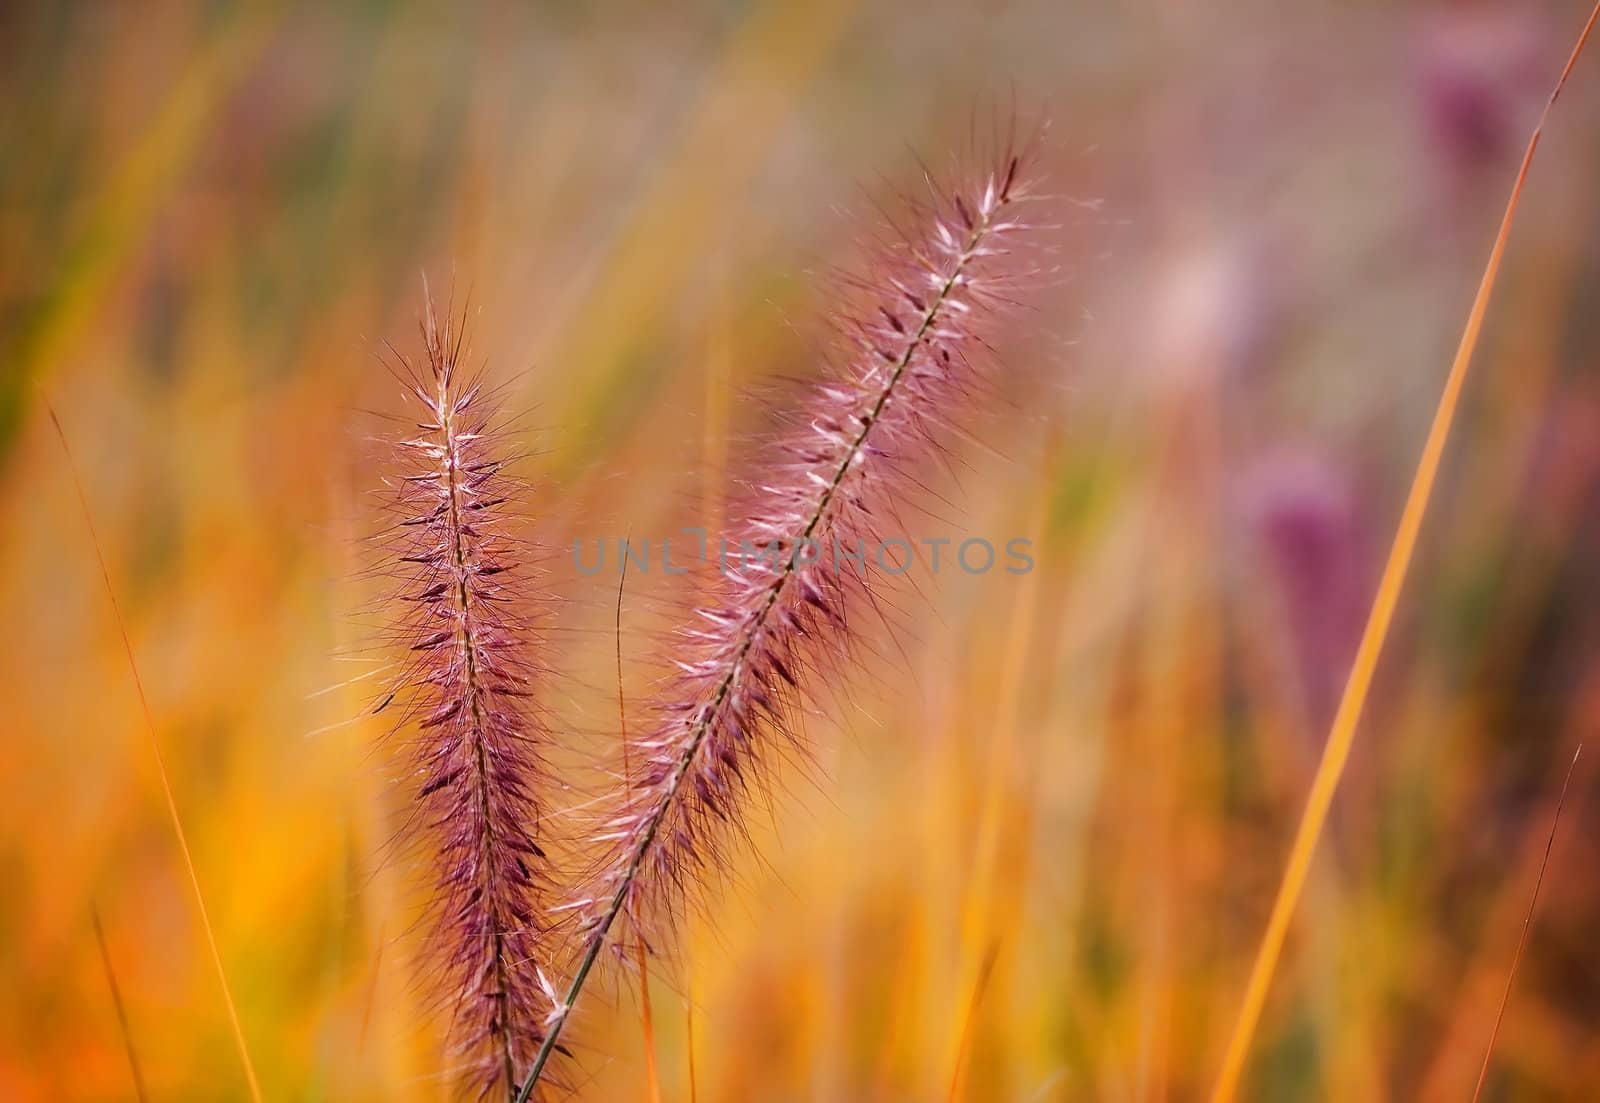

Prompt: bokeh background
[4,1,1600,1099]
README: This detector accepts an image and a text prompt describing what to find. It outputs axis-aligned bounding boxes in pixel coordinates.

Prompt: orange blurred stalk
[1208,7,1600,1100]
[49,406,264,1102]
[636,940,664,1103]
[1470,745,1582,1103]
[947,943,1000,1103]
[355,935,385,1057]
[91,906,149,1103]
[686,998,698,1103]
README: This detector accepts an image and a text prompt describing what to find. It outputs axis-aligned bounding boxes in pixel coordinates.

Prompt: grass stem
[1208,8,1600,1098]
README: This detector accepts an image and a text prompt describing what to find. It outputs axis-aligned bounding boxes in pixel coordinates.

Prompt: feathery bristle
[518,139,1048,1098]
[373,289,557,1099]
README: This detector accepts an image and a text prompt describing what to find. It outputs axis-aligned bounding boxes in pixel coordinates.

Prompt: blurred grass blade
[686,997,698,1103]
[541,0,857,479]
[4,9,280,459]
[91,905,149,1103]
[636,940,663,1103]
[1470,745,1583,1103]
[49,405,263,1102]
[356,936,385,1057]
[1208,6,1600,1100]
[947,942,1000,1103]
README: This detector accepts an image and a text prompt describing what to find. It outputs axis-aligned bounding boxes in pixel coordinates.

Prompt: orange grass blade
[636,940,663,1103]
[91,905,149,1103]
[947,942,1000,1103]
[949,458,1051,1094]
[48,406,263,1103]
[356,935,385,1057]
[686,998,698,1103]
[1208,7,1600,1100]
[1469,744,1583,1103]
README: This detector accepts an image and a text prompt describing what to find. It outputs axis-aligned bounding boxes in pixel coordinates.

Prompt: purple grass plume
[516,139,1049,1099]
[372,288,559,1100]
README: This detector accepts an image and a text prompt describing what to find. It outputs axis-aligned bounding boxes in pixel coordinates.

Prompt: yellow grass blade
[947,942,1000,1103]
[636,939,664,1103]
[48,406,264,1103]
[540,0,858,478]
[686,997,699,1103]
[356,935,385,1057]
[1208,7,1600,1100]
[12,8,278,414]
[947,453,1053,1095]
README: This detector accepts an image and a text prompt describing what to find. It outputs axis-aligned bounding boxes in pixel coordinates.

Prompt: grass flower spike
[519,140,1047,1098]
[374,289,557,1099]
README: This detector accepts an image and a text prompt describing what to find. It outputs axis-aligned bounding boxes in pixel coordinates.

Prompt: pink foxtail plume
[372,289,558,1099]
[516,139,1048,1098]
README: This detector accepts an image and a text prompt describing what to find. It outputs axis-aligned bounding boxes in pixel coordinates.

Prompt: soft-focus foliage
[4,2,1599,1100]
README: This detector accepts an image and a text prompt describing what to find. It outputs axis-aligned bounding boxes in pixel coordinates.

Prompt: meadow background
[3,1,1599,1099]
